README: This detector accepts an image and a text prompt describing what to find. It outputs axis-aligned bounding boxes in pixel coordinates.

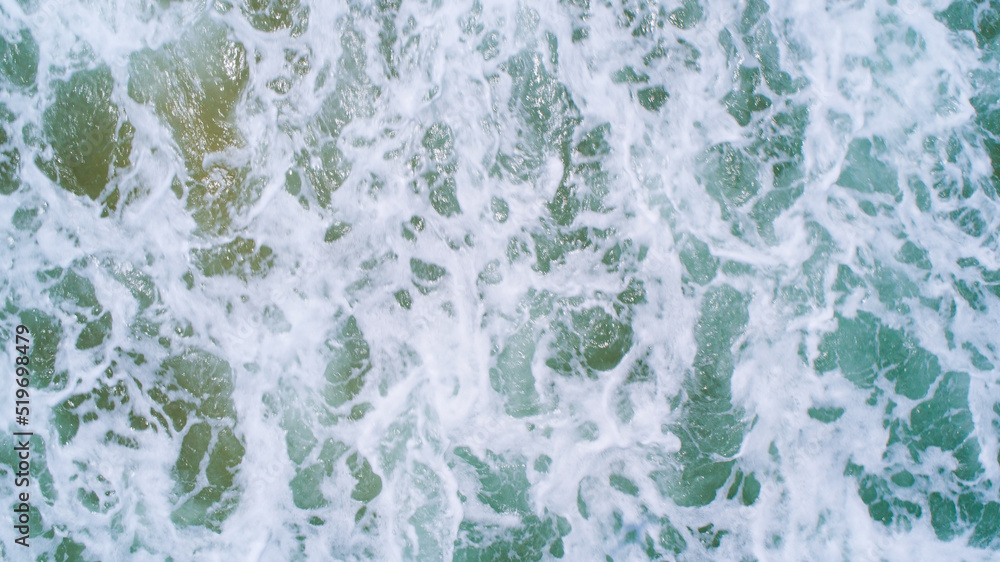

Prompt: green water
[1,0,1000,559]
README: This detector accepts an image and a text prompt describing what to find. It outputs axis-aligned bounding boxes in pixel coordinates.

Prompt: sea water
[1,0,999,559]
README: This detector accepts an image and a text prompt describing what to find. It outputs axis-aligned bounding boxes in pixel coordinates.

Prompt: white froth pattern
[1,0,998,560]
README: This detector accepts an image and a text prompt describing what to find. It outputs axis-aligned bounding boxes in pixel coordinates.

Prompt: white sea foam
[1,0,999,559]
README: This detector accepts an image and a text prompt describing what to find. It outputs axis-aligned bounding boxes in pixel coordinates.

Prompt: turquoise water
[1,0,1000,559]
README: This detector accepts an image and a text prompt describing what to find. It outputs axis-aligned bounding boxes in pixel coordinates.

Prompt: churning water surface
[2,0,1000,559]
